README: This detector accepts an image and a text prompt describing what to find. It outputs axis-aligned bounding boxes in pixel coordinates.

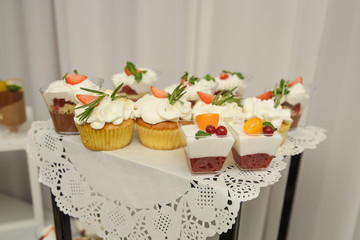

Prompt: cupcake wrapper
[76,120,134,151]
[136,123,182,150]
[278,122,291,145]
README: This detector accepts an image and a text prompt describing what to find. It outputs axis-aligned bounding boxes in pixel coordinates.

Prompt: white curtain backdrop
[1,0,359,239]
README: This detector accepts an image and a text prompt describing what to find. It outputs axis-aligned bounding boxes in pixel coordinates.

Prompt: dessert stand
[27,120,326,240]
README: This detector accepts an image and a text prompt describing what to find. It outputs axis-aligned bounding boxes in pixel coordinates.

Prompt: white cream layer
[74,90,135,129]
[111,68,158,93]
[281,83,309,107]
[231,124,282,156]
[134,94,192,124]
[180,124,235,158]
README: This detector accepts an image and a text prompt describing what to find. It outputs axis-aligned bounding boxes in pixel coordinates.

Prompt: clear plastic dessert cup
[0,78,27,132]
[178,120,236,174]
[281,84,315,129]
[229,123,282,170]
[40,77,104,135]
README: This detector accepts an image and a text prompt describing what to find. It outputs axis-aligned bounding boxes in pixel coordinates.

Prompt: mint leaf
[195,130,211,140]
[7,84,22,92]
[263,121,277,131]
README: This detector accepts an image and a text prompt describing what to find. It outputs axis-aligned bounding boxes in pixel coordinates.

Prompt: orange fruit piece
[196,113,220,131]
[244,117,263,134]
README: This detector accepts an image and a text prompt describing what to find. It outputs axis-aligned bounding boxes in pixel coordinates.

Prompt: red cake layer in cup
[232,149,274,170]
[189,156,226,173]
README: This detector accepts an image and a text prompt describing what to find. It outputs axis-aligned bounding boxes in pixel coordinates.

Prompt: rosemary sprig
[211,87,242,107]
[273,79,290,108]
[223,70,245,80]
[168,83,187,105]
[75,84,126,123]
[125,61,148,83]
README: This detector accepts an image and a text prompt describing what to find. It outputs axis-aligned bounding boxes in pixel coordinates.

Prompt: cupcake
[111,61,158,101]
[164,72,218,107]
[74,84,135,151]
[214,70,247,96]
[135,84,192,150]
[242,97,292,144]
[40,70,103,134]
[0,78,26,132]
[192,87,244,125]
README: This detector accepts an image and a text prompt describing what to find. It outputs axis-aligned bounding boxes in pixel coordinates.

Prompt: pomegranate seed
[216,126,227,136]
[206,125,216,134]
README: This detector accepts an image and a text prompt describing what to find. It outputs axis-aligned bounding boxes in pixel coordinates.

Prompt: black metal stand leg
[219,202,242,240]
[278,153,303,240]
[51,193,72,240]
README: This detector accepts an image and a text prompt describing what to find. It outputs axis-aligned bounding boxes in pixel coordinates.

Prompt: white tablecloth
[27,120,326,240]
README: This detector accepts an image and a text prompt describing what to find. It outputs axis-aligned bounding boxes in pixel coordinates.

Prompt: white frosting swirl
[135,94,192,124]
[74,90,135,129]
[111,68,158,93]
[242,97,292,129]
[164,79,218,102]
[215,74,246,95]
[281,83,309,106]
[192,101,244,124]
[43,78,101,103]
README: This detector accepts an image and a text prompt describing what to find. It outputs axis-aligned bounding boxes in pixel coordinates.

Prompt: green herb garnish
[7,84,22,92]
[211,87,242,107]
[273,79,290,108]
[125,61,148,83]
[168,83,187,105]
[222,70,244,79]
[263,121,277,131]
[203,74,215,82]
[75,84,126,124]
[195,130,211,140]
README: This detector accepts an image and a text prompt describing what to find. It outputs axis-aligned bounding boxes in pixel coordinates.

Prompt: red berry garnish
[206,125,216,134]
[216,126,227,136]
[120,85,137,95]
[263,125,274,136]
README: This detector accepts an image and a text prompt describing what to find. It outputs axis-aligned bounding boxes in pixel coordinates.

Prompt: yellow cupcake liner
[136,123,182,150]
[279,122,291,145]
[76,119,134,151]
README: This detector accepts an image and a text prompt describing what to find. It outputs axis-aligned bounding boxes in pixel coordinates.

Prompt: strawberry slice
[65,74,87,85]
[288,76,303,87]
[151,86,168,98]
[219,72,229,80]
[125,67,141,76]
[256,91,273,101]
[197,91,215,104]
[76,94,99,105]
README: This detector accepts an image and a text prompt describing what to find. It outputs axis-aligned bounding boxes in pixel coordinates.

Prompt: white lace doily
[27,120,326,240]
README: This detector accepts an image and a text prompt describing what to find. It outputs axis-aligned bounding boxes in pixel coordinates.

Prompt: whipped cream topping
[242,97,292,129]
[74,90,135,129]
[192,101,244,124]
[165,79,218,102]
[135,94,192,124]
[43,78,101,103]
[281,83,309,106]
[112,68,158,93]
[215,75,246,95]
